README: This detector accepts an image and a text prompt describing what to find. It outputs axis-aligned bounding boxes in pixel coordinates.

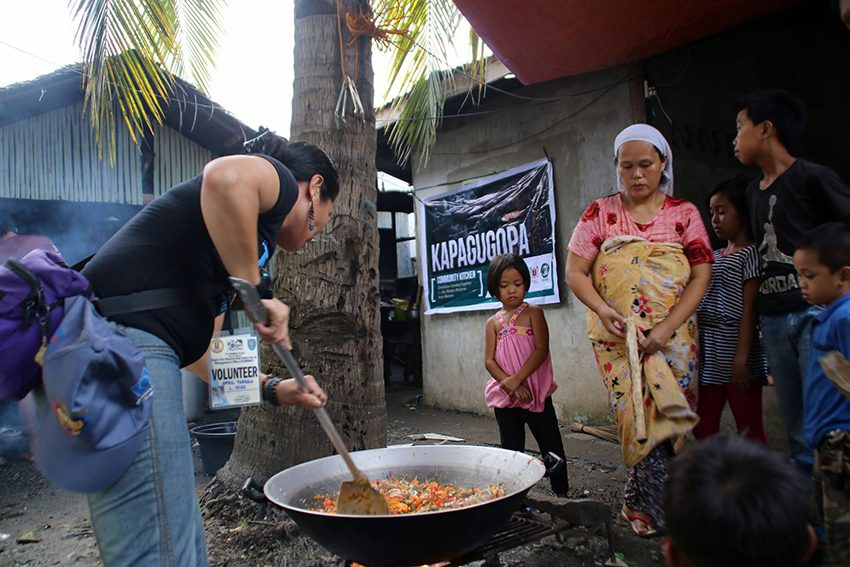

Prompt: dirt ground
[0,376,734,567]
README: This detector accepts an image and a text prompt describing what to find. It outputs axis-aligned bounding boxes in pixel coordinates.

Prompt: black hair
[665,435,811,567]
[735,89,806,153]
[706,175,753,240]
[486,254,530,299]
[796,222,850,273]
[244,128,340,201]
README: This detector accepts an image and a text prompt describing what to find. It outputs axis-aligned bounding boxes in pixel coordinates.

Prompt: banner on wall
[419,159,560,315]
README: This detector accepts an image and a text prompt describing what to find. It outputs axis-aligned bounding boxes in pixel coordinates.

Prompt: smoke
[0,198,143,265]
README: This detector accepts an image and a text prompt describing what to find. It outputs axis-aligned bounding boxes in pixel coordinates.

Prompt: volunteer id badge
[208,330,261,409]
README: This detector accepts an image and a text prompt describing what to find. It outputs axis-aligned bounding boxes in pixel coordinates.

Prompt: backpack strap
[67,253,227,317]
[5,258,42,304]
[94,283,227,318]
[4,255,225,323]
[4,258,50,330]
[70,253,95,272]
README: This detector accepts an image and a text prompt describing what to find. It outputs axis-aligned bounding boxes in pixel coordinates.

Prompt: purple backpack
[1,250,227,401]
[0,250,90,400]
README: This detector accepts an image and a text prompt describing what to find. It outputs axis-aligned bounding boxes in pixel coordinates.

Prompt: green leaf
[371,0,489,167]
[68,0,225,161]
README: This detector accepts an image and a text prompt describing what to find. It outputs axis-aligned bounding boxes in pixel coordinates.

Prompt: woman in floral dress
[565,124,713,536]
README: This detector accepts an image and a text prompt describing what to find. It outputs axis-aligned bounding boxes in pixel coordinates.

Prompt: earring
[308,202,315,232]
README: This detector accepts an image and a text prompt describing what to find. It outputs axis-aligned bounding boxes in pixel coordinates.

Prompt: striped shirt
[697,246,768,386]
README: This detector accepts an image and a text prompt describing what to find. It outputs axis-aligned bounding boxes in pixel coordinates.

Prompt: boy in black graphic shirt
[733,89,850,471]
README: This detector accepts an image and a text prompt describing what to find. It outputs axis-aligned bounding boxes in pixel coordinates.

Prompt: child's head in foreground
[663,435,815,567]
[793,222,850,307]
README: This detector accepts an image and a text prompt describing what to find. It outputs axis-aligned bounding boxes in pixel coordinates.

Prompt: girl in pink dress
[484,254,569,495]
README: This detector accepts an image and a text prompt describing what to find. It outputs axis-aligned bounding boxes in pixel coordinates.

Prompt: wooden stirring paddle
[230,277,390,515]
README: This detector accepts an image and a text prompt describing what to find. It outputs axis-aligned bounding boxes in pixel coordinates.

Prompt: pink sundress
[485,302,557,413]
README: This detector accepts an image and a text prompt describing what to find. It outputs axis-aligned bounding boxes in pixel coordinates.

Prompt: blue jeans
[760,306,821,471]
[87,327,208,566]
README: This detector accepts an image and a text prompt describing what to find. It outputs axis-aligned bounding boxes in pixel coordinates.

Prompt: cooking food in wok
[314,476,507,514]
[263,445,547,566]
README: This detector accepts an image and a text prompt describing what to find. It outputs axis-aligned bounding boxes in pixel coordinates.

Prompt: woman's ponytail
[244,128,339,201]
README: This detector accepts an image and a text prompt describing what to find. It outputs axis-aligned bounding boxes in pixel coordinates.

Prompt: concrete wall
[412,65,643,423]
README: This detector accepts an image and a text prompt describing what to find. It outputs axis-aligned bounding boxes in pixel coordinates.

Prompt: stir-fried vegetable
[314,476,506,515]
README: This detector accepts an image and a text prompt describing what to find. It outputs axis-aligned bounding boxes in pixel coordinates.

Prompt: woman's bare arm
[565,251,626,337]
[182,313,225,382]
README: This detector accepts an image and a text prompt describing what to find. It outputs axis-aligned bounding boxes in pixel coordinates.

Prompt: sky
[0,1,478,142]
[0,0,398,138]
[1,0,478,195]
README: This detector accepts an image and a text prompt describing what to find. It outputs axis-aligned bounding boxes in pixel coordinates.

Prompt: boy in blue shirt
[794,222,850,564]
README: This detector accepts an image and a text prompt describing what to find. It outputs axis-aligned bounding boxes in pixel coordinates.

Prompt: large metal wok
[262,445,547,566]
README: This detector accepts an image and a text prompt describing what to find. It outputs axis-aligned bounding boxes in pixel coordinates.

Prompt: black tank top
[83,155,298,366]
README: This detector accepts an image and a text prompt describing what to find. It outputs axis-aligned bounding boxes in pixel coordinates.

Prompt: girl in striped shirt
[694,176,768,443]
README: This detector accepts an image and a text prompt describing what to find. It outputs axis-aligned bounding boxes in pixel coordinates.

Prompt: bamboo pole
[626,317,647,443]
[570,422,620,444]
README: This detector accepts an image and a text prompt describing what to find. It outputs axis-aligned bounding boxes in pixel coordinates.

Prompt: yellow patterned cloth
[587,236,699,467]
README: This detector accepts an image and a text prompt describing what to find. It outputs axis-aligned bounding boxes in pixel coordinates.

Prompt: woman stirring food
[565,124,712,536]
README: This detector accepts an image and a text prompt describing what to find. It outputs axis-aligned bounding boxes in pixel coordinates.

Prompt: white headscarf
[613,124,674,196]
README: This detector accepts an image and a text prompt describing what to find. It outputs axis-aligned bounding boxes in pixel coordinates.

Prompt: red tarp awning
[454,0,799,85]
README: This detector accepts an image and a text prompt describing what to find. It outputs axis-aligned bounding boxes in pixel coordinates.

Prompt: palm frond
[163,0,225,89]
[468,26,487,104]
[371,0,463,167]
[69,0,224,161]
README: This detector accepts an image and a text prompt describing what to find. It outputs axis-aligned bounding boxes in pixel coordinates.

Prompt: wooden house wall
[0,102,143,203]
[0,102,214,203]
[152,123,213,197]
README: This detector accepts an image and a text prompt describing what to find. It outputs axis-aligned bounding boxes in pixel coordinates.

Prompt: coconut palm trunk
[215,0,386,490]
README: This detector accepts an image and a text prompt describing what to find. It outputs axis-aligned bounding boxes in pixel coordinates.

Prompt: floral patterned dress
[586,236,700,466]
[568,193,713,266]
[568,193,712,531]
